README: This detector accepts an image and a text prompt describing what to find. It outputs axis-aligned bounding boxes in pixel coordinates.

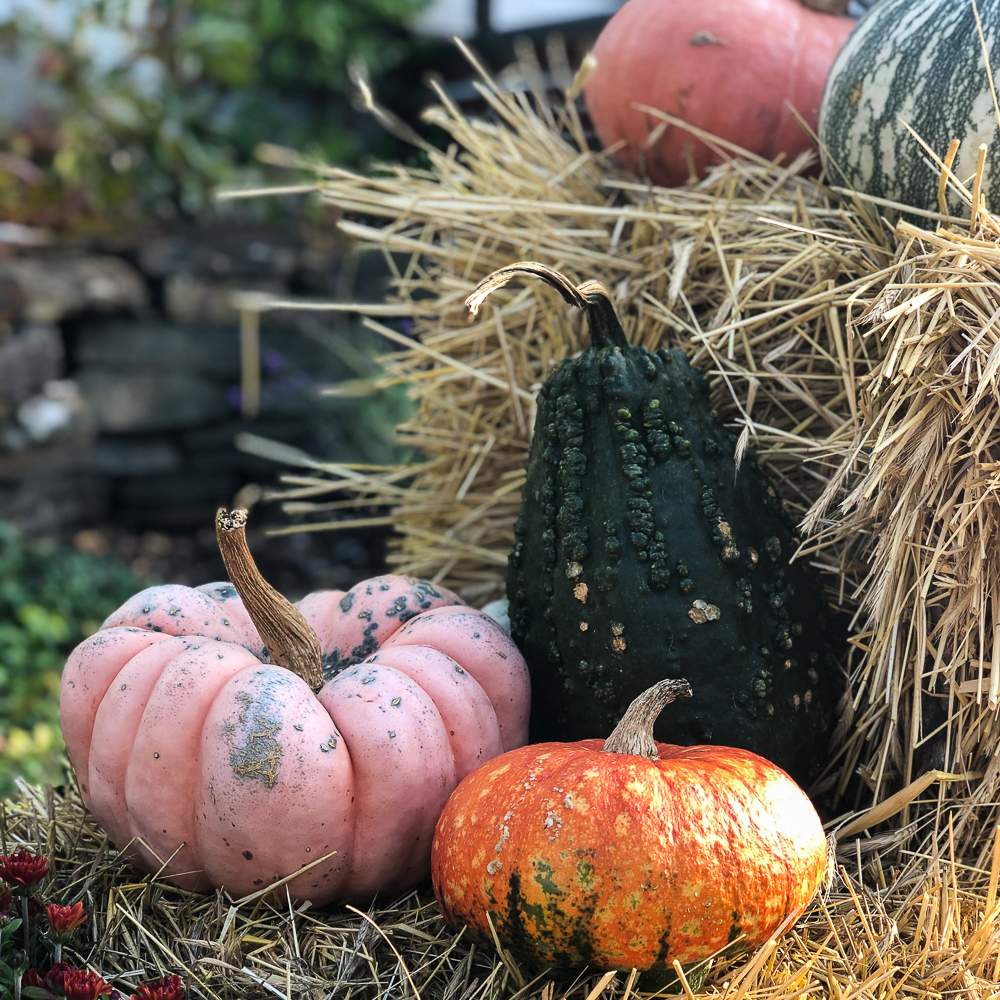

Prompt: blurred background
[0,0,619,794]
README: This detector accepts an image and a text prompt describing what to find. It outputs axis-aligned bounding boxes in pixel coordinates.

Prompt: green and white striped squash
[819,0,1000,217]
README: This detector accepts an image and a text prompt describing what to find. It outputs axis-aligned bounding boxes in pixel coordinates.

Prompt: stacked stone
[0,227,395,563]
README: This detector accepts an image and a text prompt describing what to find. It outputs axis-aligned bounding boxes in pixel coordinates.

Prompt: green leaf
[0,520,146,796]
[180,15,260,87]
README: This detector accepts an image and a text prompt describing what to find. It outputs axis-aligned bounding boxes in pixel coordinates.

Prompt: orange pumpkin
[60,510,530,904]
[431,679,826,972]
[584,0,854,186]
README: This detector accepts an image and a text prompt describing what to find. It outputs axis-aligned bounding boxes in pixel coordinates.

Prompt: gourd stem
[216,508,325,692]
[602,679,693,759]
[466,262,629,350]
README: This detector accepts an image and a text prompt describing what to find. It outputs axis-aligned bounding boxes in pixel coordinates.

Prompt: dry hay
[232,43,1000,846]
[803,207,1000,842]
[6,775,1000,999]
[245,73,886,621]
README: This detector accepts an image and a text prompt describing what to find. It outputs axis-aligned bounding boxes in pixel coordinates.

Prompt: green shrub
[0,0,426,223]
[0,522,145,797]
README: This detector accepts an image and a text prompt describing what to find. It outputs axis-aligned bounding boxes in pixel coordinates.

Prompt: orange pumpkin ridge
[432,679,826,972]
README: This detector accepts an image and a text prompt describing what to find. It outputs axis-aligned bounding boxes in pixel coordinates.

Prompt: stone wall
[0,223,402,594]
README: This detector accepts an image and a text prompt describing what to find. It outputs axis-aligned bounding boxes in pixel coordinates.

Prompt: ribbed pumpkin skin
[585,0,853,186]
[820,0,1000,215]
[508,347,832,786]
[431,739,827,970]
[60,574,529,904]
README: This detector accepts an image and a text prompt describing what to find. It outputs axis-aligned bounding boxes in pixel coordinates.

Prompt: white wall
[413,0,623,37]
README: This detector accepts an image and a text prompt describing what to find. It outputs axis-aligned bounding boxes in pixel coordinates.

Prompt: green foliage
[0,521,145,797]
[0,0,426,222]
[0,914,25,996]
[196,0,423,90]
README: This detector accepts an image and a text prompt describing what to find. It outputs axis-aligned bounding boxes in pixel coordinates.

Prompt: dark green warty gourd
[467,263,833,787]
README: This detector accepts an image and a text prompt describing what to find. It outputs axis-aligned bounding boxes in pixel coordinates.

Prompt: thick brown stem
[216,508,324,692]
[603,679,693,759]
[466,262,629,350]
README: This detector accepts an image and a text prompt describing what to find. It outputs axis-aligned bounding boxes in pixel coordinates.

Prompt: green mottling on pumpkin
[519,896,548,934]
[533,859,562,897]
[228,714,283,789]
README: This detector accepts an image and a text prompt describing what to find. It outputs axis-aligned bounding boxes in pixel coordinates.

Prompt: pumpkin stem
[215,508,325,692]
[466,262,629,350]
[602,679,693,759]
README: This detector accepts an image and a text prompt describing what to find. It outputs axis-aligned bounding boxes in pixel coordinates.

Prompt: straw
[4,776,1000,999]
[223,43,1000,841]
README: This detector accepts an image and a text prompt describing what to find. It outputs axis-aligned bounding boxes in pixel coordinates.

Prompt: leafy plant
[0,848,181,999]
[0,522,145,796]
[0,0,426,224]
[0,913,25,999]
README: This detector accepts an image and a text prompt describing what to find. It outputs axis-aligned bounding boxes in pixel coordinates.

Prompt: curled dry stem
[216,508,324,692]
[467,262,628,349]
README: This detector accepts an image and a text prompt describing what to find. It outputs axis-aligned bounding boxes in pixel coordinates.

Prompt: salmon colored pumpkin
[60,509,530,905]
[431,679,826,972]
[584,0,854,186]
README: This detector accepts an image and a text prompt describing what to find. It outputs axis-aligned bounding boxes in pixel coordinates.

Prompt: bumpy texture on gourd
[820,0,1000,216]
[470,264,833,786]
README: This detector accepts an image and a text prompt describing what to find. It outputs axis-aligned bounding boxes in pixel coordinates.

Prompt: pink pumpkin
[60,511,529,904]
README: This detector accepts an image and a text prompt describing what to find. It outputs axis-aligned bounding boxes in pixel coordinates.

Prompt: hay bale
[244,48,1000,847]
[249,64,844,789]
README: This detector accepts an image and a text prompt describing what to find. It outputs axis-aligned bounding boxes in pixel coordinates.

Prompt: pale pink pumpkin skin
[584,0,854,186]
[380,605,530,752]
[60,575,529,903]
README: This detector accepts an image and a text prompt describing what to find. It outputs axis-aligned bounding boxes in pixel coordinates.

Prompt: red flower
[20,969,46,989]
[61,969,112,1000]
[45,962,78,993]
[0,851,49,891]
[47,901,87,937]
[130,974,184,1000]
